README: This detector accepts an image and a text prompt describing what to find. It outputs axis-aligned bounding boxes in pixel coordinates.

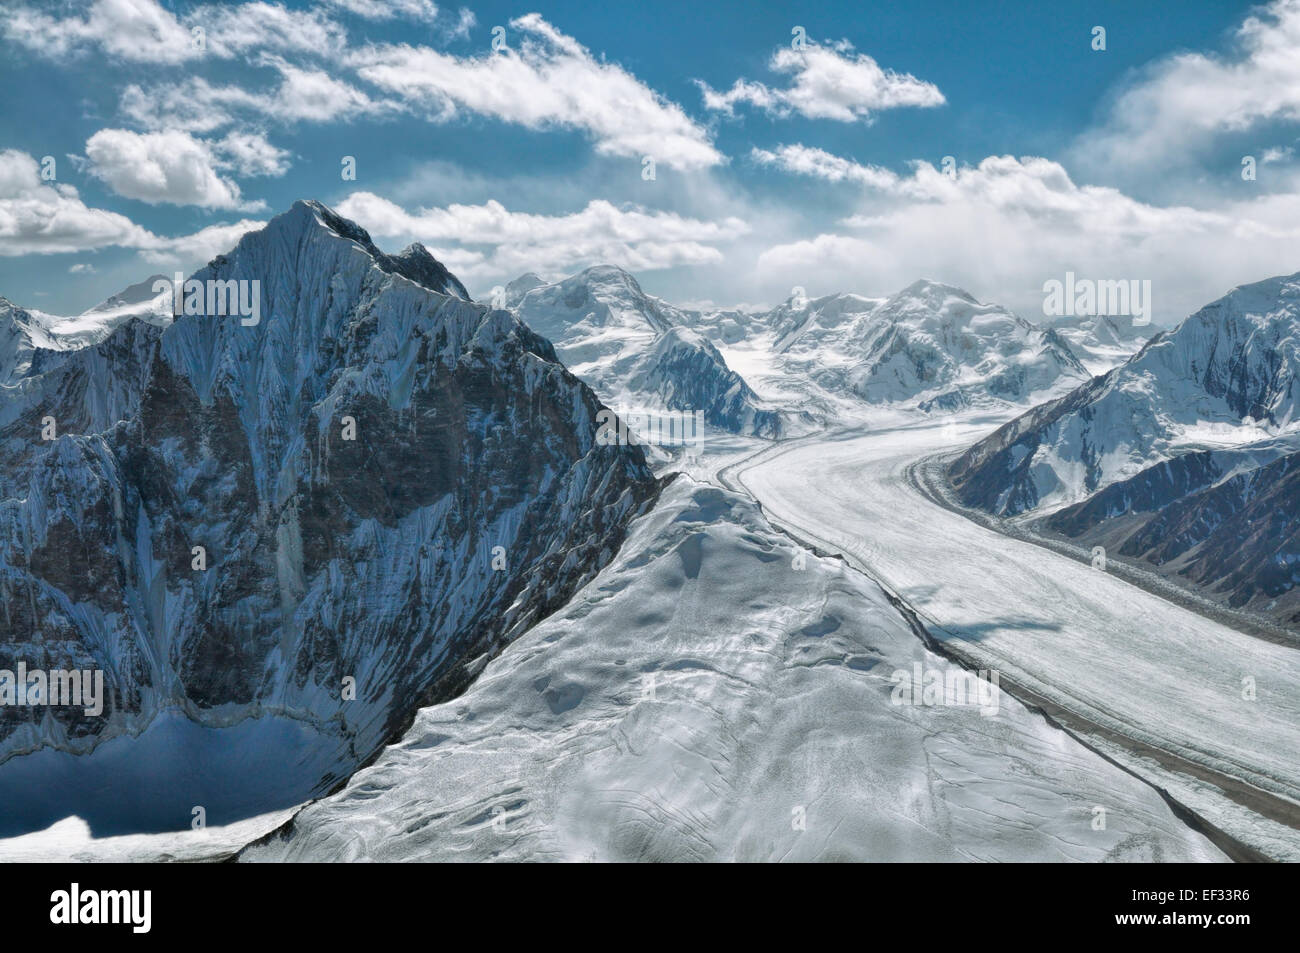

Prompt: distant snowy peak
[951,271,1300,517]
[0,297,63,384]
[761,279,1087,412]
[771,292,882,354]
[0,274,174,368]
[875,281,1088,408]
[502,272,546,304]
[509,264,679,338]
[630,325,781,437]
[873,279,1061,345]
[1045,312,1153,376]
[1046,311,1151,345]
[82,274,170,314]
[508,264,784,438]
[883,278,979,314]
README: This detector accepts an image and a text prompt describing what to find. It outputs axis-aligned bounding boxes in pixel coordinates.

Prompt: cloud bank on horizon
[2,0,1299,324]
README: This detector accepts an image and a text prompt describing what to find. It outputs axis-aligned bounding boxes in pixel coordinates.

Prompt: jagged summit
[6,196,480,371]
[233,200,470,301]
[386,242,469,300]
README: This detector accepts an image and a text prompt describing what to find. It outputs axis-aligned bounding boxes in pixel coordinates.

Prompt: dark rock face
[1043,450,1223,537]
[0,201,661,779]
[1143,454,1300,619]
[1043,448,1300,624]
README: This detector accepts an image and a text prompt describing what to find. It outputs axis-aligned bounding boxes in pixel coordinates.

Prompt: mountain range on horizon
[5,209,1163,439]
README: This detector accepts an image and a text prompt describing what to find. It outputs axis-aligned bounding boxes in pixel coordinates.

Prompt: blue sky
[2,0,1299,324]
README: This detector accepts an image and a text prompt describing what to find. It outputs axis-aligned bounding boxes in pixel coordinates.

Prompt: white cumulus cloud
[1074,0,1300,185]
[1,0,346,63]
[83,129,265,210]
[136,218,266,265]
[120,61,396,133]
[753,152,1300,324]
[210,131,291,178]
[752,144,903,189]
[0,148,263,264]
[347,13,723,169]
[321,0,438,21]
[699,40,944,122]
[0,149,154,255]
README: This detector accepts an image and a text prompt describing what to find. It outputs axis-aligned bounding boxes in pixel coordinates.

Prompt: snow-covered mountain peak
[82,274,170,315]
[951,268,1300,517]
[771,292,881,354]
[507,265,786,437]
[0,297,65,384]
[753,277,1087,412]
[0,296,40,328]
[506,263,676,340]
[576,262,646,290]
[1109,269,1300,427]
[561,265,672,327]
[891,278,981,309]
[503,272,547,303]
[270,199,469,300]
[876,279,1026,334]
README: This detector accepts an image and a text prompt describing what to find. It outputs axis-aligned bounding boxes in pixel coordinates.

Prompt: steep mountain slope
[770,291,884,354]
[506,266,785,438]
[1039,442,1300,624]
[857,280,1088,408]
[243,479,1223,863]
[0,200,660,835]
[950,273,1300,517]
